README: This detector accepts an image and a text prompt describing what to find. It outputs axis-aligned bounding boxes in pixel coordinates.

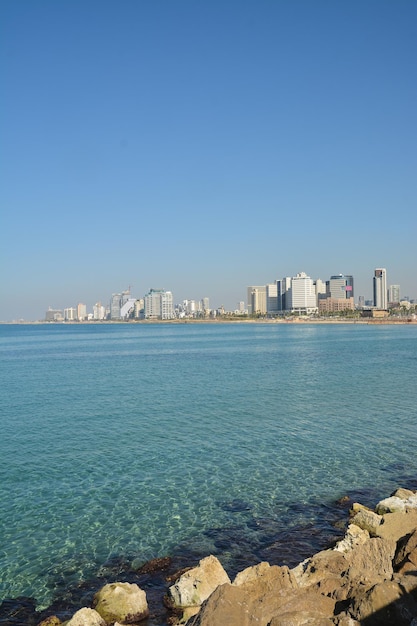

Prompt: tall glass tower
[326,275,354,300]
[373,268,387,309]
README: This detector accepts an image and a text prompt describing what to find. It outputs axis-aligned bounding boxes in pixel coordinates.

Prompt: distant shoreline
[2,317,417,326]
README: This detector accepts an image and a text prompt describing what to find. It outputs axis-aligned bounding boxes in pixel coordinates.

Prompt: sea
[1,322,417,622]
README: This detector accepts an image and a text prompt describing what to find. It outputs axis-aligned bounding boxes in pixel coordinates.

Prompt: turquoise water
[1,322,417,608]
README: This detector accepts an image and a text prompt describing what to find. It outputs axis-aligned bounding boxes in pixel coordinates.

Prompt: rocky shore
[2,487,417,626]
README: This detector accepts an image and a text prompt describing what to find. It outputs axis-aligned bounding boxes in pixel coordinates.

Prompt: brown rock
[345,537,396,587]
[189,564,299,626]
[268,587,336,621]
[392,488,416,500]
[233,561,296,588]
[92,582,149,624]
[188,582,259,626]
[337,496,350,505]
[292,550,348,588]
[269,611,334,625]
[375,510,417,543]
[394,528,417,571]
[376,496,407,514]
[167,555,230,609]
[350,509,383,536]
[333,612,361,625]
[65,608,107,626]
[349,579,417,625]
[334,523,370,553]
[136,556,172,574]
[37,617,62,626]
[393,570,417,595]
[350,502,372,514]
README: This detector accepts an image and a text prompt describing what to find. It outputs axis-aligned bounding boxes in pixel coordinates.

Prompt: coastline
[2,317,417,326]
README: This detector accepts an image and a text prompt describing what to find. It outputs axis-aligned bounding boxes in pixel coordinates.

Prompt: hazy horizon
[1,1,416,321]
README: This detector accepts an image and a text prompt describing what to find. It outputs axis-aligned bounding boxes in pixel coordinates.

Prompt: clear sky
[1,0,416,320]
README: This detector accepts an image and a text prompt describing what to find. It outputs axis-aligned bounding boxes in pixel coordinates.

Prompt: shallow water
[1,322,416,611]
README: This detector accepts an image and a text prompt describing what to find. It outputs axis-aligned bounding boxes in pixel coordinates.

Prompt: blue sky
[1,0,416,320]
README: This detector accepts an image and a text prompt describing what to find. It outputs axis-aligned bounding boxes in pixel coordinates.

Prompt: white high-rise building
[315,279,326,298]
[373,268,387,309]
[160,291,174,319]
[93,302,106,320]
[144,289,175,319]
[266,282,279,314]
[64,307,77,321]
[247,286,267,315]
[201,297,210,312]
[77,303,87,321]
[388,285,400,305]
[120,298,136,320]
[287,272,317,314]
[247,286,267,314]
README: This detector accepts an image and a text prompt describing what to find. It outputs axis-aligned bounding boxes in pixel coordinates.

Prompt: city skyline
[31,265,417,323]
[1,1,416,321]
[2,262,416,322]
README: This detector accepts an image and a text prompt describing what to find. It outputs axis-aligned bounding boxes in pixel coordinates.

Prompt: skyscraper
[77,303,87,321]
[266,282,279,314]
[277,277,292,312]
[373,269,387,309]
[287,272,317,314]
[318,274,355,313]
[388,285,400,305]
[144,289,174,319]
[247,286,267,315]
[110,293,122,319]
[326,275,354,300]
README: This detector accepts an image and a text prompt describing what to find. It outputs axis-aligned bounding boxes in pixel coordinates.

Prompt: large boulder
[189,580,336,626]
[334,524,370,554]
[233,561,296,588]
[269,611,334,626]
[266,587,336,624]
[392,488,416,500]
[350,509,383,536]
[65,608,106,626]
[167,555,230,609]
[292,549,348,589]
[375,510,417,543]
[189,564,304,626]
[344,536,396,587]
[375,490,417,515]
[376,496,407,514]
[348,579,417,625]
[92,582,149,624]
[291,531,398,606]
[394,528,417,573]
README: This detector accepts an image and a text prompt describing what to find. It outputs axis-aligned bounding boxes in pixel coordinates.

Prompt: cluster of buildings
[247,268,408,316]
[45,288,214,322]
[44,268,413,323]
